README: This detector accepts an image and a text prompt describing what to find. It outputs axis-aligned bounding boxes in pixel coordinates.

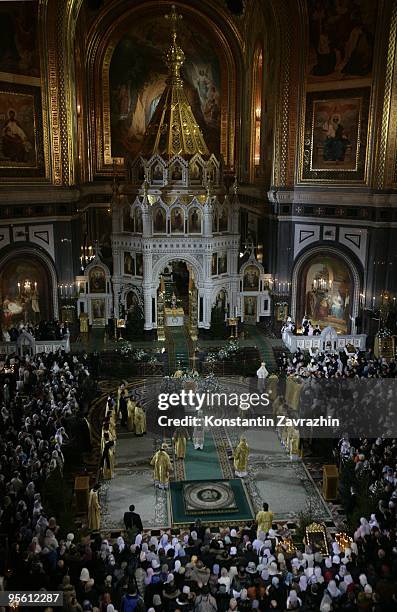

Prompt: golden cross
[165,4,183,35]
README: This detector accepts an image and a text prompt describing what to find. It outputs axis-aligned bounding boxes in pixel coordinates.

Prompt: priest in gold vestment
[127,397,136,432]
[150,444,172,489]
[173,427,189,459]
[134,404,147,436]
[233,435,250,477]
[88,483,101,531]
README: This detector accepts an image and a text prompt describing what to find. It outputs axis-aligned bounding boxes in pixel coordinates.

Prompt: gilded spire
[139,4,210,158]
[164,5,184,85]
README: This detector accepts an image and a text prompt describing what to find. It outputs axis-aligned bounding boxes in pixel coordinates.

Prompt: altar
[164,307,184,327]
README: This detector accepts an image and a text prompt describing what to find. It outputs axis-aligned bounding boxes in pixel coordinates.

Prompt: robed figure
[173,427,189,459]
[150,445,172,489]
[88,484,101,531]
[233,436,250,477]
[193,422,205,450]
[134,404,147,436]
[127,397,136,432]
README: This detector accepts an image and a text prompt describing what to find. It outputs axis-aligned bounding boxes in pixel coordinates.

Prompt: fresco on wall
[307,0,378,83]
[0,258,50,330]
[109,16,221,157]
[0,1,40,78]
[303,255,352,333]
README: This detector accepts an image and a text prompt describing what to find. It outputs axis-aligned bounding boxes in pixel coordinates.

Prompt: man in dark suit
[123,504,143,532]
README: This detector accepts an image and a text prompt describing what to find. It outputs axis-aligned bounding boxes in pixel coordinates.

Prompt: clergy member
[233,435,250,477]
[150,444,172,489]
[88,483,101,531]
[173,427,189,459]
[256,502,273,536]
[134,403,147,436]
[256,361,269,391]
[127,396,136,432]
[193,422,205,450]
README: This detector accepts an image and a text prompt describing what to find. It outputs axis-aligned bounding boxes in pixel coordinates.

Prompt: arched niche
[0,250,55,330]
[293,250,360,334]
[85,1,242,174]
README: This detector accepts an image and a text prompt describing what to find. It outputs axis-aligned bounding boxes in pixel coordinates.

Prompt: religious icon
[136,253,143,276]
[212,211,218,233]
[244,296,256,317]
[135,207,143,233]
[124,253,134,275]
[171,207,184,233]
[219,208,228,232]
[152,163,163,181]
[89,267,106,293]
[243,265,260,291]
[153,207,166,233]
[170,163,182,181]
[189,208,201,233]
[92,298,105,320]
[211,253,217,276]
[218,253,227,274]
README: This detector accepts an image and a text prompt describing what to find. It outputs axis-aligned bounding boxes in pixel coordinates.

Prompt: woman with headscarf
[286,589,302,610]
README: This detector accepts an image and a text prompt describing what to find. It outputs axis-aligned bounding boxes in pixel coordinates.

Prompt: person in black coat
[123,504,143,532]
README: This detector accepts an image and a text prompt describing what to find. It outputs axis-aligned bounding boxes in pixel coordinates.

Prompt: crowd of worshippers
[2,319,69,343]
[1,512,396,611]
[278,349,396,379]
[0,350,93,581]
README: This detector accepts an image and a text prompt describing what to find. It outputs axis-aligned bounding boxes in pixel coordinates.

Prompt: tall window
[252,46,263,179]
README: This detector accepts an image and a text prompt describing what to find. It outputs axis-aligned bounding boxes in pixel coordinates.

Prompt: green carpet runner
[246,326,277,372]
[184,432,224,480]
[167,326,190,371]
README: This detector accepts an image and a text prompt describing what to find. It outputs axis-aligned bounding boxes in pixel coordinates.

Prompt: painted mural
[0,1,40,78]
[303,255,352,333]
[307,0,378,83]
[109,16,221,157]
[0,88,37,167]
[0,257,50,330]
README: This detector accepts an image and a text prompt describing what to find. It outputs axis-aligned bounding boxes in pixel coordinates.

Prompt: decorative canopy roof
[139,5,210,159]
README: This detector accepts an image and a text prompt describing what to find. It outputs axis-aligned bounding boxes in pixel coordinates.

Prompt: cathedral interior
[1,0,397,608]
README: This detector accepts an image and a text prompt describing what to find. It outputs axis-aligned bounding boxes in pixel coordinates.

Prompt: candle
[372,296,375,307]
[235,306,238,317]
[18,282,21,295]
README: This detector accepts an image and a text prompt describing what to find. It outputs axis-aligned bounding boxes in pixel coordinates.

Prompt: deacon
[88,483,101,531]
[150,444,172,489]
[233,435,250,477]
[173,426,189,459]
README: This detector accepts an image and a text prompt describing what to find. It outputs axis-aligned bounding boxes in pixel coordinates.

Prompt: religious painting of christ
[0,87,41,169]
[302,88,370,182]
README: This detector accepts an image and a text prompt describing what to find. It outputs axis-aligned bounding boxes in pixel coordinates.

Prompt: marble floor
[99,425,331,531]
